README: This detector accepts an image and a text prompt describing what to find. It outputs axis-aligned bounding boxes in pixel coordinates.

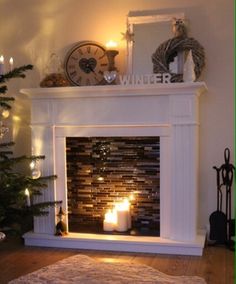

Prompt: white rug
[9,254,206,284]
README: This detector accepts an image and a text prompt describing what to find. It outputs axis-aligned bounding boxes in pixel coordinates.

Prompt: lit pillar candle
[9,57,13,71]
[0,55,4,75]
[105,40,118,50]
[124,198,131,229]
[103,209,116,231]
[115,202,128,232]
[25,188,31,207]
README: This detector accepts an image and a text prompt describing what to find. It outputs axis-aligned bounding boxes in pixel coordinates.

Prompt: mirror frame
[126,11,184,74]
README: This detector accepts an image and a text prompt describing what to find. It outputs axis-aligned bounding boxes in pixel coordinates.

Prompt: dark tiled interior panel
[66,137,160,235]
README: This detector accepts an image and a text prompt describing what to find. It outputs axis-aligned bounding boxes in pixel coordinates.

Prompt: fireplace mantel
[21,82,207,255]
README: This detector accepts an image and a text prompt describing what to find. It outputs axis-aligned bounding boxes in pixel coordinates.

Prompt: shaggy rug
[9,254,206,284]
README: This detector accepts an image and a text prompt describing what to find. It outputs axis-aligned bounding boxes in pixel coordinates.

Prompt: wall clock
[64,41,109,86]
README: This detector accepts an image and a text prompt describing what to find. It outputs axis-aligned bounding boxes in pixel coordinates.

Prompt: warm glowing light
[30,160,36,170]
[103,196,133,232]
[105,40,118,49]
[0,55,4,64]
[129,193,135,201]
[115,198,130,211]
[103,209,117,231]
[12,115,21,122]
[25,188,31,206]
[104,209,117,223]
[1,109,10,119]
[97,176,104,181]
[99,258,119,263]
[9,57,13,71]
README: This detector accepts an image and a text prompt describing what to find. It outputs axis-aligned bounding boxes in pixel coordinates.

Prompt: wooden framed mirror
[126,11,184,74]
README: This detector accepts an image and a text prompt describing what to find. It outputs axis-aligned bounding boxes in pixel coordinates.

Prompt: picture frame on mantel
[126,10,184,75]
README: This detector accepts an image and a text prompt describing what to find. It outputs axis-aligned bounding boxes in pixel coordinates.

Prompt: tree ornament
[0,231,6,241]
[31,169,41,179]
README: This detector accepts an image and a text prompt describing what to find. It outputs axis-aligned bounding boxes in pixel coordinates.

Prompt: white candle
[103,220,114,231]
[116,209,128,232]
[123,199,132,229]
[115,202,129,232]
[0,55,4,75]
[105,40,118,50]
[103,209,116,231]
[25,188,31,206]
[9,57,13,71]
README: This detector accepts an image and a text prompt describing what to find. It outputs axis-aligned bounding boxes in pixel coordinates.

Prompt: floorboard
[0,236,234,284]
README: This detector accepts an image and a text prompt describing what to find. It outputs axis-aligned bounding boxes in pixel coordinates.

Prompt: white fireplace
[21,82,207,255]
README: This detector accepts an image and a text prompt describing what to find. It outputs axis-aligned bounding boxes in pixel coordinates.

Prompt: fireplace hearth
[21,82,207,255]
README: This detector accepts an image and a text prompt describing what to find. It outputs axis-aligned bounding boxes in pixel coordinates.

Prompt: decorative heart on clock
[79,58,97,74]
[104,71,117,84]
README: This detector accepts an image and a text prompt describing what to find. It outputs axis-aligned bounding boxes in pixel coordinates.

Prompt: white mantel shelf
[21,82,207,256]
[21,81,207,99]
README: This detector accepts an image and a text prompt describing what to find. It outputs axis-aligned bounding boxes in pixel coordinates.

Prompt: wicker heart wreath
[152,19,205,82]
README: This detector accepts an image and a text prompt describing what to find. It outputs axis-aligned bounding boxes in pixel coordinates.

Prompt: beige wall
[0,0,234,230]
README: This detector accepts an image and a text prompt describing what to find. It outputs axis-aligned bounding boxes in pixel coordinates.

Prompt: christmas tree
[0,64,61,235]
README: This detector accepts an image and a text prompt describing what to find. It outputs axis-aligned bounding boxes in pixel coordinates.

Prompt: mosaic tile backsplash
[66,137,160,235]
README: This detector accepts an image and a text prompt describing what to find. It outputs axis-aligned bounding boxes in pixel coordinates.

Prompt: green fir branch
[0,85,7,94]
[0,141,15,148]
[0,64,33,84]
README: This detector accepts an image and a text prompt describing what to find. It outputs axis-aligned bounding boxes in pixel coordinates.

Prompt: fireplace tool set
[209,148,235,250]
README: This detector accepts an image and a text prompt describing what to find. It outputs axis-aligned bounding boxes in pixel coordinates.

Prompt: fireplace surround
[21,82,207,255]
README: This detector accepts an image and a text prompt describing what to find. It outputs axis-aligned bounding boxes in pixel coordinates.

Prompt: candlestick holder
[106,49,119,71]
[104,49,119,85]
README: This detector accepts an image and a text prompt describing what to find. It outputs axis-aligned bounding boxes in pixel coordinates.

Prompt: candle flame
[25,188,30,196]
[105,40,118,49]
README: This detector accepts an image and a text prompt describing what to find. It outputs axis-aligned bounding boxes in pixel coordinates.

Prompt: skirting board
[23,231,206,256]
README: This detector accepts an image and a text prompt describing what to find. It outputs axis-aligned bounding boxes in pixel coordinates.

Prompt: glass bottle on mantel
[183,50,196,82]
[40,53,70,87]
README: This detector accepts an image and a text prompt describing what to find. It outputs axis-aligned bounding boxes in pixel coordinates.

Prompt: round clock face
[64,41,109,86]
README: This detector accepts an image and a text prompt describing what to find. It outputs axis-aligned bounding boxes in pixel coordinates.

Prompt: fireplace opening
[66,136,160,236]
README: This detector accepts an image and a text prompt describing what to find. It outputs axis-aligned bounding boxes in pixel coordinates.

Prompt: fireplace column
[169,94,199,242]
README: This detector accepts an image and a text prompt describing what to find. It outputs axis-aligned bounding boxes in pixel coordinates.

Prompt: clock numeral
[98,70,103,75]
[69,71,77,77]
[101,63,108,67]
[99,53,106,60]
[94,48,98,55]
[87,46,91,53]
[77,49,83,56]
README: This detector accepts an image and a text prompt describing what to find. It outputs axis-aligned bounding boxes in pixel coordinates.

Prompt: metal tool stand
[212,148,235,250]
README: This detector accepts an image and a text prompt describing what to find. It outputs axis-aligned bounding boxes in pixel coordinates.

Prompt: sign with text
[119,73,171,85]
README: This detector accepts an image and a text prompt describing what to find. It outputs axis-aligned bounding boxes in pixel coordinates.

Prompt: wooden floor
[0,236,234,284]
